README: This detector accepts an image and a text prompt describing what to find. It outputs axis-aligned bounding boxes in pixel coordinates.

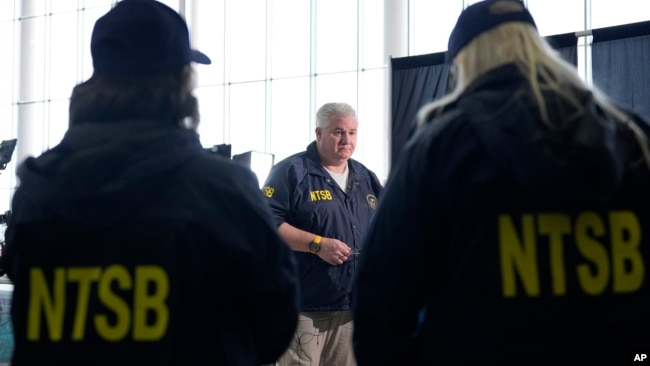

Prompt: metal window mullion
[43,8,51,150]
[265,0,272,154]
[309,0,317,136]
[223,0,232,145]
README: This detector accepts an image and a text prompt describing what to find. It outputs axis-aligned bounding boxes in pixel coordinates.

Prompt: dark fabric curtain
[546,32,578,66]
[592,21,650,121]
[390,33,577,168]
[390,52,449,167]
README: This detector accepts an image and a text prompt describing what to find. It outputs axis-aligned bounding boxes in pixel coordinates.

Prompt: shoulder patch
[366,194,378,209]
[263,186,275,198]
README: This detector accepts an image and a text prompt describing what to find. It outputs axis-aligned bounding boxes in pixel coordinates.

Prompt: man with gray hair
[263,102,383,365]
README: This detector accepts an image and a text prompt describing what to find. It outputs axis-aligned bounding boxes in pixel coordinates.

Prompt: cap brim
[192,49,211,65]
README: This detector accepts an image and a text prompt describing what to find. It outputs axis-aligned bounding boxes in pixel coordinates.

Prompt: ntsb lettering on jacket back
[499,211,646,298]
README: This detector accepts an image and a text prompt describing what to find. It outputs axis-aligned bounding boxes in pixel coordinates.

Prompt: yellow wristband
[309,235,322,254]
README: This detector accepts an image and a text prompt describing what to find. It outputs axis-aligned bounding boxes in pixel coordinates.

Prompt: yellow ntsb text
[28,264,169,342]
[310,190,333,201]
[499,211,644,297]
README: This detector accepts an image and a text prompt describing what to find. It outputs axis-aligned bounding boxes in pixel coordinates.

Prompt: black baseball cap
[91,0,211,76]
[447,0,537,62]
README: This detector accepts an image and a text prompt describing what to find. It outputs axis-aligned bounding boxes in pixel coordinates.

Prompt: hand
[317,237,351,266]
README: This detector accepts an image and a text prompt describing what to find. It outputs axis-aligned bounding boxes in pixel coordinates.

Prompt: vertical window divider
[265,0,272,154]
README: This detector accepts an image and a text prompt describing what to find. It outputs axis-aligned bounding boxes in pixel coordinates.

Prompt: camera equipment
[204,143,232,159]
[232,150,275,189]
[0,210,8,277]
[0,139,17,171]
[0,139,16,277]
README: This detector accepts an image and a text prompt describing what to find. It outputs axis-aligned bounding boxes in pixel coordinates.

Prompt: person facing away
[262,102,383,365]
[352,0,650,365]
[0,1,300,365]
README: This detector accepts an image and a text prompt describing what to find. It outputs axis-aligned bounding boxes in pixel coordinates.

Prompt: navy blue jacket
[353,64,650,365]
[1,120,300,366]
[263,142,382,311]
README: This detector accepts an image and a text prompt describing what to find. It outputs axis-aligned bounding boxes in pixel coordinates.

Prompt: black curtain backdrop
[390,33,577,167]
[390,52,449,167]
[592,21,650,121]
[546,32,578,66]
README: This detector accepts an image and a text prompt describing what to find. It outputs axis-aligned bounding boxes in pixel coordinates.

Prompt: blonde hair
[416,1,650,170]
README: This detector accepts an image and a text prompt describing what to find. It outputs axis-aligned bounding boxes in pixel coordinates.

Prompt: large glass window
[47,100,69,148]
[0,2,15,22]
[194,85,225,149]
[357,68,388,176]
[270,0,311,78]
[190,1,225,86]
[20,17,46,104]
[527,0,586,36]
[0,6,17,200]
[270,77,312,162]
[49,12,79,101]
[315,72,358,112]
[360,0,385,69]
[0,21,16,105]
[3,0,648,206]
[591,0,649,28]
[0,104,16,206]
[229,82,267,155]
[80,7,112,81]
[189,0,388,180]
[410,1,464,54]
[315,0,358,74]
[229,0,267,82]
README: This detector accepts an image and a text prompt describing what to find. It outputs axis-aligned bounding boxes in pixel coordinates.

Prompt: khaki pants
[278,311,357,366]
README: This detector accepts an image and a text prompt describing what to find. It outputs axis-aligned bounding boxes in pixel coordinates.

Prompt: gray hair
[316,102,357,128]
